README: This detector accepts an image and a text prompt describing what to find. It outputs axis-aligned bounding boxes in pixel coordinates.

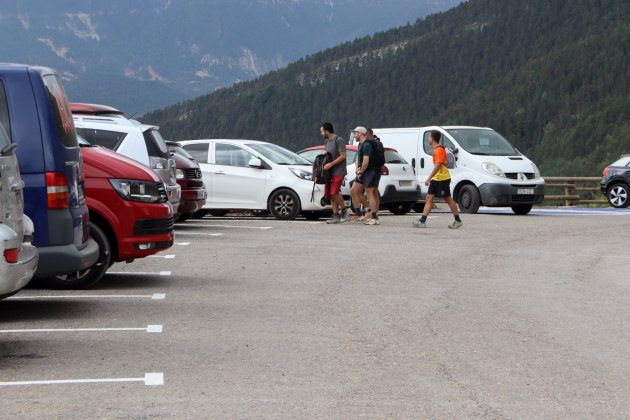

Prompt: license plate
[517,188,534,195]
[399,180,412,187]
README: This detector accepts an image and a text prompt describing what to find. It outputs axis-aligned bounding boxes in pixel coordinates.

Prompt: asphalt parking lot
[1,207,630,418]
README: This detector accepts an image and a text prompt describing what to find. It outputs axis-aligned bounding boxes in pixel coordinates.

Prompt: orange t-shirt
[432,146,451,181]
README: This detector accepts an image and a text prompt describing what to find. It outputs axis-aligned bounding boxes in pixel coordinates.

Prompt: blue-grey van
[0,64,98,286]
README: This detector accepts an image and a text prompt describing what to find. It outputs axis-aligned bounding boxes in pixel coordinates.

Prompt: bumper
[478,183,545,207]
[380,185,421,205]
[0,244,38,297]
[34,237,99,278]
[299,185,329,212]
[177,188,207,214]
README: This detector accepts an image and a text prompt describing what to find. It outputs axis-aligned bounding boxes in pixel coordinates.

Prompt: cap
[351,126,367,134]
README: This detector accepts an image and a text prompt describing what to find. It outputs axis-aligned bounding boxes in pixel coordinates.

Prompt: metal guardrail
[543,177,605,206]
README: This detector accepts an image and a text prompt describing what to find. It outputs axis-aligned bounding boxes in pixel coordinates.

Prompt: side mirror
[248,158,263,168]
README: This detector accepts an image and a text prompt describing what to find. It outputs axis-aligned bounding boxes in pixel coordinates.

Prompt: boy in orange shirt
[413,130,462,229]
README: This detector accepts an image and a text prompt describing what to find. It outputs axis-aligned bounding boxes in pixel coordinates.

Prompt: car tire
[209,209,229,217]
[387,202,413,215]
[607,183,629,208]
[269,189,301,220]
[457,185,481,214]
[192,209,209,219]
[42,222,111,289]
[511,204,533,215]
[302,211,322,220]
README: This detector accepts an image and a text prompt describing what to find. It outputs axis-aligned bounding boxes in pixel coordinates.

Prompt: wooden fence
[543,177,605,206]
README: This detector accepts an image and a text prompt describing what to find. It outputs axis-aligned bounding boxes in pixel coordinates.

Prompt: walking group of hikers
[317,122,463,229]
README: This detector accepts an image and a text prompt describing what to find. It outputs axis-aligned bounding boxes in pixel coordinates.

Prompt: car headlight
[109,179,166,203]
[481,162,505,177]
[531,162,541,178]
[175,169,185,180]
[289,167,312,180]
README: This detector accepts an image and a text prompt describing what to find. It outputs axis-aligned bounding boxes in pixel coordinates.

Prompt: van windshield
[446,128,519,156]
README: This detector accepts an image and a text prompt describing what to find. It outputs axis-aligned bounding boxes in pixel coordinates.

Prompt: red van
[49,136,174,288]
[166,141,207,221]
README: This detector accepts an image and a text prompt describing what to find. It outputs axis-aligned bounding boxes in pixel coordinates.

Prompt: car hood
[81,146,160,181]
[465,154,536,172]
[171,151,199,169]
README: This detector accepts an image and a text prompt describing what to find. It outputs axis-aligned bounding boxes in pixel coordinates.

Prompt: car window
[384,150,407,164]
[0,81,11,150]
[76,127,127,150]
[346,150,357,166]
[182,143,209,163]
[423,132,456,155]
[611,156,630,167]
[298,149,322,163]
[215,143,256,167]
[42,74,78,148]
[143,129,169,158]
[247,143,310,165]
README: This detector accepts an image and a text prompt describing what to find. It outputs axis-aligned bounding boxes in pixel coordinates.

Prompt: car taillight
[380,165,389,175]
[46,172,69,209]
[4,248,19,263]
[602,167,609,176]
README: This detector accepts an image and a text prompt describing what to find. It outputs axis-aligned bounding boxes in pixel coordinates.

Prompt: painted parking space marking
[174,232,224,236]
[106,271,171,276]
[177,223,272,230]
[8,293,166,300]
[478,207,630,216]
[174,242,190,246]
[0,372,164,387]
[0,325,163,334]
[148,254,176,259]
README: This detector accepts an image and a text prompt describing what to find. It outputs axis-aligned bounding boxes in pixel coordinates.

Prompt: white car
[297,144,420,214]
[71,103,181,214]
[179,139,330,220]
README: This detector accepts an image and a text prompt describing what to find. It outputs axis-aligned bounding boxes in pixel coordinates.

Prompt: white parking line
[174,242,190,246]
[174,232,224,236]
[0,372,164,387]
[148,254,175,259]
[178,224,272,230]
[106,271,171,276]
[0,325,163,334]
[8,293,166,300]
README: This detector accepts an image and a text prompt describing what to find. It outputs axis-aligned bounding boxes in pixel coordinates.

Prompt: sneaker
[339,208,349,223]
[364,217,380,225]
[326,214,341,224]
[350,214,364,222]
[448,220,463,229]
[412,219,426,228]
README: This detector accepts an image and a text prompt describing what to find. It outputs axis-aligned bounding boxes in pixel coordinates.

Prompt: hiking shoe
[364,217,380,225]
[448,220,463,229]
[326,214,341,224]
[412,219,426,228]
[339,208,349,223]
[350,214,364,222]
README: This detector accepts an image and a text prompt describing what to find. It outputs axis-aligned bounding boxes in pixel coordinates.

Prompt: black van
[0,64,98,285]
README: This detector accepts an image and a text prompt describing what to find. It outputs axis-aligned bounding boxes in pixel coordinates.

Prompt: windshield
[446,128,519,156]
[169,144,195,160]
[77,134,91,146]
[248,143,310,165]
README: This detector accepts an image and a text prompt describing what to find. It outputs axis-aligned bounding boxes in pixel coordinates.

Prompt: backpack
[437,145,456,169]
[365,138,385,169]
[312,152,332,185]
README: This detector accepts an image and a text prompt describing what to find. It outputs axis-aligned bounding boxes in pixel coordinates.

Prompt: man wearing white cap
[354,126,381,225]
[350,126,370,221]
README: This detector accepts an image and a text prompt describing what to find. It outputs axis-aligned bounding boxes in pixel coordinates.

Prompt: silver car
[0,126,38,299]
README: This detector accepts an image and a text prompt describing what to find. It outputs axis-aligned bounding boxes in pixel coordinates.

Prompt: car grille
[505,172,535,180]
[133,217,175,235]
[184,168,202,179]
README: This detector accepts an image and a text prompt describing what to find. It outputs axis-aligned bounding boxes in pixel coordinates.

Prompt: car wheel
[192,209,209,219]
[607,183,629,208]
[511,204,533,215]
[209,209,229,217]
[302,211,322,220]
[387,202,413,215]
[42,222,111,289]
[457,185,481,214]
[269,189,300,220]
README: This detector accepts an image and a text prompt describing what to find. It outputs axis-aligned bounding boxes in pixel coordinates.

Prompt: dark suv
[601,154,630,208]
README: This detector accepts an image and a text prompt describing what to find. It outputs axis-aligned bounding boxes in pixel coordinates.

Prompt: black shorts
[362,167,380,188]
[427,179,451,198]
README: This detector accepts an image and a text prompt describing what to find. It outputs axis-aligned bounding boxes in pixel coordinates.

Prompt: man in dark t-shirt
[320,122,349,224]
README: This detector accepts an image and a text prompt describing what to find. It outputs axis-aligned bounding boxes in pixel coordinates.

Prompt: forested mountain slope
[144,0,630,175]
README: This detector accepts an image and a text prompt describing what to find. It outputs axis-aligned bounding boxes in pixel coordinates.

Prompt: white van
[373,126,545,214]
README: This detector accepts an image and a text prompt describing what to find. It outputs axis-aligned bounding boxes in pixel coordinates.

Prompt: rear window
[143,129,169,158]
[42,75,78,148]
[0,81,11,150]
[385,150,407,164]
[611,156,630,167]
[182,143,209,163]
[76,127,127,150]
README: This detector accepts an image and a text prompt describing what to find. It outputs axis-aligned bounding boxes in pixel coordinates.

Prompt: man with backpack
[413,130,463,229]
[349,127,370,221]
[356,127,385,225]
[320,122,349,224]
